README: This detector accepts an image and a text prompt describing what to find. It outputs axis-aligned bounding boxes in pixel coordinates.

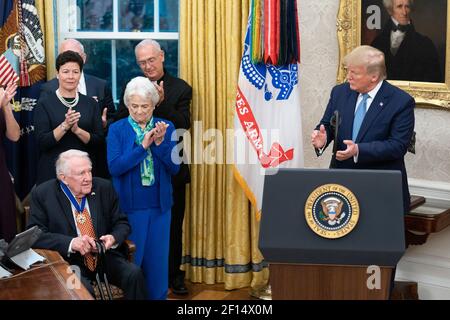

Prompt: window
[57,0,179,103]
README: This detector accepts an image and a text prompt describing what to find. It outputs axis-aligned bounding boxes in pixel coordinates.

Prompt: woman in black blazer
[34,51,103,184]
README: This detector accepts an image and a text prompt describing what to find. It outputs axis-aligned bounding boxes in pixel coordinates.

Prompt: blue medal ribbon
[60,182,86,213]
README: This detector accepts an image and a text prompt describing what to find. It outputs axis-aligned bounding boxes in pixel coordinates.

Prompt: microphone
[330,110,341,164]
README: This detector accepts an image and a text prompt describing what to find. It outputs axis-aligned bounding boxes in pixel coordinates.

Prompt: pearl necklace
[56,89,79,109]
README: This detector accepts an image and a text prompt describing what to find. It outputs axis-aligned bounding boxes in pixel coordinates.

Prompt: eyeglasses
[137,57,158,67]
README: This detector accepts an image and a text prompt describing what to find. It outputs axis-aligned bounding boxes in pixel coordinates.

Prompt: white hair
[124,76,160,108]
[59,39,85,54]
[134,39,162,57]
[55,149,91,177]
[383,0,414,14]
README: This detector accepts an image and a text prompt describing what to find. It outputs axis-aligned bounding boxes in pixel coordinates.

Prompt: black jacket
[40,74,115,123]
[371,20,442,82]
[27,178,131,267]
[34,93,104,184]
[40,75,114,179]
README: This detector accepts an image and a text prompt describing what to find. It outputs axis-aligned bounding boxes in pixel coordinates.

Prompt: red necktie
[74,207,97,271]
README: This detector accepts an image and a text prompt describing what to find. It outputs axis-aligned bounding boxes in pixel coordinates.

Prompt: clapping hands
[63,108,81,132]
[153,121,169,145]
[0,82,17,109]
[141,121,169,149]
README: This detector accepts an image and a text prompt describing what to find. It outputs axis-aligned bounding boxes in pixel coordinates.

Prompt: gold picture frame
[337,0,450,109]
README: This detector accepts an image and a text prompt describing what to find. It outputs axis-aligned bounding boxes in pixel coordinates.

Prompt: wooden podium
[270,264,392,300]
[260,169,405,300]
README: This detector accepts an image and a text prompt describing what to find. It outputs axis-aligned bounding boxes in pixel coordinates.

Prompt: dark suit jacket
[27,178,130,267]
[40,74,115,123]
[316,81,415,213]
[40,74,115,178]
[114,71,192,186]
[34,93,104,184]
[371,20,442,82]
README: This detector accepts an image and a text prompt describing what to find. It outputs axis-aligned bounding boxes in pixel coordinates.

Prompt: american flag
[0,54,20,86]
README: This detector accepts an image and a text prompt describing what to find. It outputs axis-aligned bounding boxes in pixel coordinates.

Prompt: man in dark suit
[27,149,147,299]
[371,0,442,82]
[114,39,192,295]
[311,45,415,214]
[40,39,115,178]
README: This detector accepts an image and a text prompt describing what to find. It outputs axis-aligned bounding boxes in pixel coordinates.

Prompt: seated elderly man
[27,149,147,299]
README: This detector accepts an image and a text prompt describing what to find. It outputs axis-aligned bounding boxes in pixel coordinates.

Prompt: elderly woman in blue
[107,76,179,300]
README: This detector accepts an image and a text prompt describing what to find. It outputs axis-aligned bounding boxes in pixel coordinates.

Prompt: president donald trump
[311,45,415,214]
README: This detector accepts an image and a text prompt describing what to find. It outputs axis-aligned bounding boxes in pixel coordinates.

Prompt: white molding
[60,32,179,40]
[111,40,117,102]
[113,0,119,32]
[417,283,450,300]
[396,252,450,300]
[401,252,450,269]
[397,179,450,299]
[155,0,160,33]
[409,178,450,207]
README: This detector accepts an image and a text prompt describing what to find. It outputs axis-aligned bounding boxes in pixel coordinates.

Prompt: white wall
[298,0,450,299]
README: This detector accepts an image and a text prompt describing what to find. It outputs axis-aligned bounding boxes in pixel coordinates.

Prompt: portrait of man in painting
[361,0,446,83]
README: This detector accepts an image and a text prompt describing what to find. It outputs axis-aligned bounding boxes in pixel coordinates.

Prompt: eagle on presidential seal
[319,197,346,226]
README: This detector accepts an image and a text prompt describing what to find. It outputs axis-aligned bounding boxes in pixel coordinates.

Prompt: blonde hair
[124,76,160,107]
[343,45,387,80]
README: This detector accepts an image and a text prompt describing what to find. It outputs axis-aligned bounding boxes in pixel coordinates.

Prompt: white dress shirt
[354,80,383,115]
[77,72,87,95]
[390,17,409,55]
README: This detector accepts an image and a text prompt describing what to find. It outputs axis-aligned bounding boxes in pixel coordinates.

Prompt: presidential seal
[304,184,359,239]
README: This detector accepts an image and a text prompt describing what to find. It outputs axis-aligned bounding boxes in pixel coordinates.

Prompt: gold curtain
[179,0,269,290]
[35,0,55,79]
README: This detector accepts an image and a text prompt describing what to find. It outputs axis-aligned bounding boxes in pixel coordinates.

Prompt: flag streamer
[249,0,300,66]
[250,0,263,63]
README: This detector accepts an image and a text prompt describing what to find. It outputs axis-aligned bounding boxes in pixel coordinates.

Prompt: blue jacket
[107,117,180,212]
[317,81,415,212]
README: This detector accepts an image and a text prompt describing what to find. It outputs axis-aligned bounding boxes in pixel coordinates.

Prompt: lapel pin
[380,102,384,106]
[91,192,96,196]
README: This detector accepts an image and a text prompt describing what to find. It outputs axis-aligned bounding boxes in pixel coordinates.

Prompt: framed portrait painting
[337,0,450,109]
